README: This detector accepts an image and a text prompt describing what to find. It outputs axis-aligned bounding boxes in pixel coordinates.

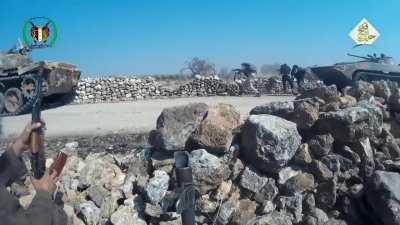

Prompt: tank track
[0,73,41,117]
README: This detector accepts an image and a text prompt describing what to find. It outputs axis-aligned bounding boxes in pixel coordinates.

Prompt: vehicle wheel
[4,88,23,113]
[21,76,39,99]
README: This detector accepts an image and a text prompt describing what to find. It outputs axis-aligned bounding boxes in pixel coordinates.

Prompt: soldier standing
[280,63,293,92]
[241,63,260,96]
[292,65,306,89]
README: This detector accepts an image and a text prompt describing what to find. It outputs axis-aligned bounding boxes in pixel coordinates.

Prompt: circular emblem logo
[22,17,58,49]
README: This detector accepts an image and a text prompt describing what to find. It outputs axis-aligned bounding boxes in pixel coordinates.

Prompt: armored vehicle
[0,45,80,116]
[310,53,400,89]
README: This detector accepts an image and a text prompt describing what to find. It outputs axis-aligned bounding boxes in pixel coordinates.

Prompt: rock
[249,101,294,118]
[277,167,300,185]
[189,149,230,194]
[373,80,391,101]
[339,95,357,109]
[297,85,340,103]
[217,198,239,225]
[310,160,333,182]
[294,143,313,166]
[240,115,302,173]
[86,185,109,207]
[336,145,361,165]
[100,189,123,219]
[259,200,275,215]
[316,178,337,210]
[366,171,400,225]
[146,170,170,204]
[215,180,232,201]
[350,81,375,100]
[282,172,315,195]
[252,211,293,225]
[308,134,334,158]
[325,219,348,225]
[188,103,240,154]
[239,166,278,203]
[231,199,258,225]
[64,204,85,225]
[291,99,319,129]
[389,88,400,113]
[149,103,209,151]
[303,193,316,214]
[76,201,101,225]
[126,158,150,193]
[110,205,147,225]
[349,138,375,177]
[277,194,303,223]
[316,103,383,142]
[150,150,174,174]
[65,141,79,150]
[79,154,125,190]
[124,194,145,215]
[197,195,218,214]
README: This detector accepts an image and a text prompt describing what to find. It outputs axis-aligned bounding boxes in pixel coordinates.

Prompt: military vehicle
[310,53,400,89]
[0,44,80,116]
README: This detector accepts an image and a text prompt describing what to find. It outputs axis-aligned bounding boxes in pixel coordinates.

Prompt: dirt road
[2,96,294,138]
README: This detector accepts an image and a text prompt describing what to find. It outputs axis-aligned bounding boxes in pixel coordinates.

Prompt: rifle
[30,70,67,179]
[30,72,46,179]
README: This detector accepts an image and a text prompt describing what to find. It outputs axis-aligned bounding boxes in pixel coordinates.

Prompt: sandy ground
[1,96,294,138]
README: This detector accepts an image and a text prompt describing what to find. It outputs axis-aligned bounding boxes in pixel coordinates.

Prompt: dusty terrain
[2,95,294,138]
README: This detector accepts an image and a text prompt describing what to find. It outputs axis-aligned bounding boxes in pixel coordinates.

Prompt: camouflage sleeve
[0,149,27,186]
[1,190,63,225]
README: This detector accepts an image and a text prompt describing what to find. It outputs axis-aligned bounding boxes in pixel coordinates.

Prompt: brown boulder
[189,103,240,154]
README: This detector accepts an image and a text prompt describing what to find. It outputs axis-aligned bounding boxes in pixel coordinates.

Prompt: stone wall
[74,76,300,104]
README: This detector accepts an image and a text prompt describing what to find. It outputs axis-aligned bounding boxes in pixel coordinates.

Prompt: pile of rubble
[12,80,400,225]
[74,76,300,104]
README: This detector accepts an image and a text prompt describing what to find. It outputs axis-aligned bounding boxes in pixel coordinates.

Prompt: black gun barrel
[174,151,196,225]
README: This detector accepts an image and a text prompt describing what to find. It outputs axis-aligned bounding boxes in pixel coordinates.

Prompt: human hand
[11,122,43,156]
[31,169,58,194]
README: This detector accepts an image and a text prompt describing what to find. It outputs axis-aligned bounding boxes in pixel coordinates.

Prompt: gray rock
[277,194,303,223]
[316,178,337,210]
[189,149,230,194]
[278,167,300,185]
[124,194,145,215]
[282,172,315,195]
[303,193,316,214]
[241,115,302,172]
[260,200,275,215]
[349,138,375,177]
[76,201,101,225]
[294,143,313,166]
[110,205,147,225]
[297,85,340,103]
[150,150,175,174]
[366,171,400,225]
[251,211,293,225]
[196,195,218,214]
[149,103,209,151]
[316,103,383,142]
[240,166,278,203]
[217,198,239,225]
[373,80,391,101]
[146,170,170,204]
[308,134,334,158]
[86,185,109,207]
[291,99,320,129]
[350,81,375,100]
[389,88,400,113]
[100,189,123,219]
[249,101,294,118]
[231,199,258,225]
[325,219,348,225]
[310,160,333,182]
